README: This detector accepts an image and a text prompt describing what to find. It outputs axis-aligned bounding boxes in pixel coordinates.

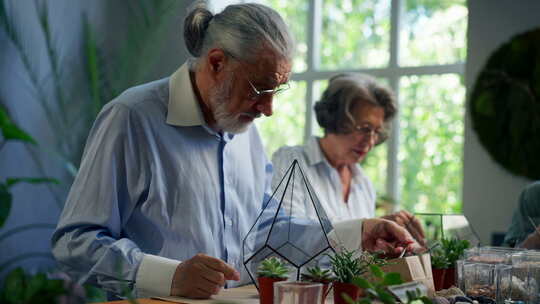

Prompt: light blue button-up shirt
[51,62,273,296]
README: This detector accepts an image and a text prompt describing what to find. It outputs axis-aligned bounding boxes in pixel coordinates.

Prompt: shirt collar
[166,62,236,142]
[304,137,326,166]
[305,136,361,178]
[166,62,206,127]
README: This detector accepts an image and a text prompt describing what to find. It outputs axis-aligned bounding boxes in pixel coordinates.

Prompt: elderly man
[52,2,420,300]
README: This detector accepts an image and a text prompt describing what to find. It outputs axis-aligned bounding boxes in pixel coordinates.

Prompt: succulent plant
[328,249,388,284]
[257,257,289,279]
[431,238,470,269]
[301,265,333,283]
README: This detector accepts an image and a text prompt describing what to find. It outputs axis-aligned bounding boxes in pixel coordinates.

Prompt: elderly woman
[271,73,424,243]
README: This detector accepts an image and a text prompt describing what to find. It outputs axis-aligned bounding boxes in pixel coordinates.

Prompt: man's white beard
[209,76,255,134]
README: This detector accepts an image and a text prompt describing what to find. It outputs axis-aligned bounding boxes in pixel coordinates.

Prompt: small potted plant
[257,257,289,304]
[431,238,470,290]
[329,249,387,304]
[300,265,333,304]
[430,249,450,291]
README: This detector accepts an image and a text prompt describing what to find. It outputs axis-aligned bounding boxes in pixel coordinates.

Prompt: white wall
[463,0,540,245]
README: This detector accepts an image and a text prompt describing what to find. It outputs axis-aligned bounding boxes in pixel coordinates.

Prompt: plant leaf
[376,289,396,304]
[352,276,371,289]
[370,265,384,279]
[3,267,25,303]
[5,177,60,188]
[0,184,12,228]
[382,272,403,286]
[24,272,47,301]
[0,104,37,144]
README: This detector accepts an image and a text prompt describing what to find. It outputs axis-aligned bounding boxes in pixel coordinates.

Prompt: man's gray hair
[184,1,295,63]
[314,73,397,135]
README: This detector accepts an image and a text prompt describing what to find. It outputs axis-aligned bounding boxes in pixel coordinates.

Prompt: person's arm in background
[504,181,540,248]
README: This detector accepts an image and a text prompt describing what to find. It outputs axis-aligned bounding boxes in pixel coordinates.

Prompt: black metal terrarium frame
[242,159,336,290]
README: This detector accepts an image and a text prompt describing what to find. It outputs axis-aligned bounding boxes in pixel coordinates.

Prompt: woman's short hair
[314,73,397,136]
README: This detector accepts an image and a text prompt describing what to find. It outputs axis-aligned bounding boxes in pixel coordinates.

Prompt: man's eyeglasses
[247,79,290,101]
[352,123,388,144]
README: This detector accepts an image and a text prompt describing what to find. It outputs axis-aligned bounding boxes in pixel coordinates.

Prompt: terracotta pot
[258,276,286,304]
[333,282,362,304]
[432,268,446,291]
[442,267,456,289]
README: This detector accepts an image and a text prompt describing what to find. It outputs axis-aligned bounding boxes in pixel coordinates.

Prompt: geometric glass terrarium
[415,213,481,247]
[242,160,336,290]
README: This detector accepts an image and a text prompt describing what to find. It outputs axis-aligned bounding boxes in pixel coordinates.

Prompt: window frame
[210,0,466,207]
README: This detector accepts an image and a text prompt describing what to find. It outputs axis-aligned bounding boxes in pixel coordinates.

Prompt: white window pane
[400,0,467,66]
[398,74,465,213]
[256,81,306,157]
[321,0,391,69]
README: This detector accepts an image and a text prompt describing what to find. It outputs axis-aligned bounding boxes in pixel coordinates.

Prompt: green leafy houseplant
[0,104,60,229]
[345,265,432,304]
[329,249,388,284]
[0,268,66,304]
[431,238,470,290]
[329,249,388,304]
[431,238,470,269]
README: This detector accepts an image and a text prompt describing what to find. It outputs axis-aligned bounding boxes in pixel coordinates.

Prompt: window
[216,0,467,213]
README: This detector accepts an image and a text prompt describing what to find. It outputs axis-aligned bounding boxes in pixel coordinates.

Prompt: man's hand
[362,218,424,258]
[170,253,240,299]
[382,210,426,246]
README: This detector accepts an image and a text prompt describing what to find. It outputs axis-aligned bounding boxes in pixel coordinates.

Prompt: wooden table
[97,284,335,304]
[97,285,260,304]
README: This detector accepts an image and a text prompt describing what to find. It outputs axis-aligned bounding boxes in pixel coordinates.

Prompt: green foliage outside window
[252,0,467,214]
[401,0,467,66]
[399,74,465,213]
[321,0,391,69]
[255,81,306,158]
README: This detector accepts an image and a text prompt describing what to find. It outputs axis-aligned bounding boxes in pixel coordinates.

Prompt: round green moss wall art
[470,28,540,179]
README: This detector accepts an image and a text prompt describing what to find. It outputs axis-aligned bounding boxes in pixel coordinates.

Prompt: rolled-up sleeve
[51,103,154,296]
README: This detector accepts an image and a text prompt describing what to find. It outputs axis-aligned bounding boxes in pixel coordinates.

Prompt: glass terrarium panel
[243,160,335,286]
[400,0,467,66]
[441,214,480,247]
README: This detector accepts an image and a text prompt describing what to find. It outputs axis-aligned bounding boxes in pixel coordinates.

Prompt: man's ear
[206,49,228,75]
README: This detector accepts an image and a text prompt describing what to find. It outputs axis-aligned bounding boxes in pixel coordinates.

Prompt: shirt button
[225,217,233,226]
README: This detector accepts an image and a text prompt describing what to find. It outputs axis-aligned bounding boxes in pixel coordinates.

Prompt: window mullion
[305,0,322,142]
[387,0,404,208]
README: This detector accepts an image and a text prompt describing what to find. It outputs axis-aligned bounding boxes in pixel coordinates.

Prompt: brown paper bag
[380,253,435,296]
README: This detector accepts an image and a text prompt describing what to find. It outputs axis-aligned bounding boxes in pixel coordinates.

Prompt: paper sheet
[153,285,260,304]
